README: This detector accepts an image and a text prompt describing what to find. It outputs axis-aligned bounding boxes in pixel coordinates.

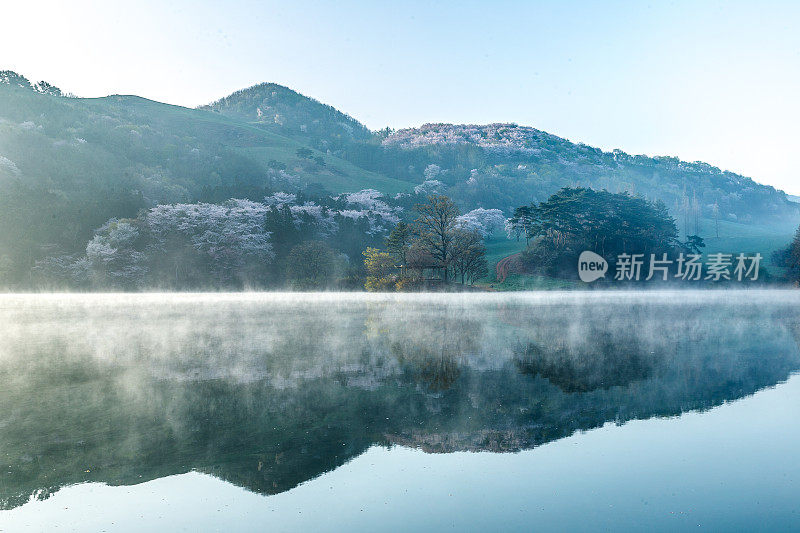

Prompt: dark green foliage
[1,296,798,507]
[386,221,411,265]
[682,235,706,254]
[772,225,800,283]
[1,71,797,289]
[201,82,374,151]
[506,205,536,244]
[285,241,338,289]
[520,187,679,278]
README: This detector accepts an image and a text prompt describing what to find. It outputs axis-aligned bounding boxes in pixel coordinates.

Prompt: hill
[1,69,799,289]
[378,123,799,227]
[0,73,410,280]
[0,73,406,204]
[200,82,374,149]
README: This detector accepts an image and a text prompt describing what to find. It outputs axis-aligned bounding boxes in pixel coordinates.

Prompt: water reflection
[1,292,799,510]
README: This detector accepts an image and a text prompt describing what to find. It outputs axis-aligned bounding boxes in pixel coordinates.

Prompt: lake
[0,291,798,531]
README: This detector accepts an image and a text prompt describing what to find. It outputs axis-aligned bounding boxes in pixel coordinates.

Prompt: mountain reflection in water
[1,291,799,510]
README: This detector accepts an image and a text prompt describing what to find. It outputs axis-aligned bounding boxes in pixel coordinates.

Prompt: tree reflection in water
[0,293,799,509]
[515,331,654,393]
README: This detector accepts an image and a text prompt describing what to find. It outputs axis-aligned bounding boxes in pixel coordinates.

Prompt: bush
[286,241,337,289]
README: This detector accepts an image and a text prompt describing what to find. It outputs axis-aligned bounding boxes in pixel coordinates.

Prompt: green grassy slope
[0,83,412,278]
[696,218,793,261]
[81,94,412,196]
[0,86,411,200]
[477,236,579,290]
[477,220,796,290]
[238,146,409,195]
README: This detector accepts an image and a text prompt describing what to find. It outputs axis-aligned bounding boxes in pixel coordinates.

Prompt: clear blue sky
[3,0,799,193]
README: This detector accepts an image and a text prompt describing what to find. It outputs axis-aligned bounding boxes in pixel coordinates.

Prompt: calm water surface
[0,291,798,531]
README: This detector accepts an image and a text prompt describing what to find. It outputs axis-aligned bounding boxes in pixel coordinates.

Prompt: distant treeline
[20,190,504,291]
[507,187,785,284]
[2,71,799,289]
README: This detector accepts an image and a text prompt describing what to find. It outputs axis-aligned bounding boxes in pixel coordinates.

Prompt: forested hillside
[201,82,374,150]
[0,72,408,284]
[202,85,799,233]
[374,123,798,225]
[1,70,797,289]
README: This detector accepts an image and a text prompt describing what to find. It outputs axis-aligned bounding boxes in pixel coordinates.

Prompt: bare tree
[413,195,460,283]
[451,229,488,284]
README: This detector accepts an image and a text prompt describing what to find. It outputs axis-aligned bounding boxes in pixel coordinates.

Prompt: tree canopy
[363,195,487,290]
[520,187,679,278]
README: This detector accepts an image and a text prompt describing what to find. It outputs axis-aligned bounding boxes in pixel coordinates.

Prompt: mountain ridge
[373,121,796,225]
[384,122,777,192]
[1,69,799,287]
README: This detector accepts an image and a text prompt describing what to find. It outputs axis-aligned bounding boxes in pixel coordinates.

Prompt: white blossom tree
[147,200,274,282]
[85,220,148,287]
[456,208,506,238]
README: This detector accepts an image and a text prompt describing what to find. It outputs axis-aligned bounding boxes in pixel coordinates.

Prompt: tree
[405,242,437,280]
[773,225,800,283]
[681,193,691,238]
[386,222,411,273]
[451,230,488,284]
[414,180,444,196]
[85,220,148,289]
[146,200,274,285]
[789,227,800,279]
[683,235,706,254]
[456,208,505,238]
[363,247,397,291]
[0,70,32,89]
[412,195,460,283]
[506,205,536,244]
[518,187,679,278]
[688,190,701,236]
[33,81,63,97]
[285,241,337,289]
[423,164,441,181]
[711,202,720,238]
[296,147,313,159]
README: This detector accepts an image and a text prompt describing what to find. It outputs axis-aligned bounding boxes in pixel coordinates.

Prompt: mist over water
[1,291,799,529]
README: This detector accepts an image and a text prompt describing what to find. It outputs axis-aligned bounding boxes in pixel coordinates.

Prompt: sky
[2,0,799,193]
